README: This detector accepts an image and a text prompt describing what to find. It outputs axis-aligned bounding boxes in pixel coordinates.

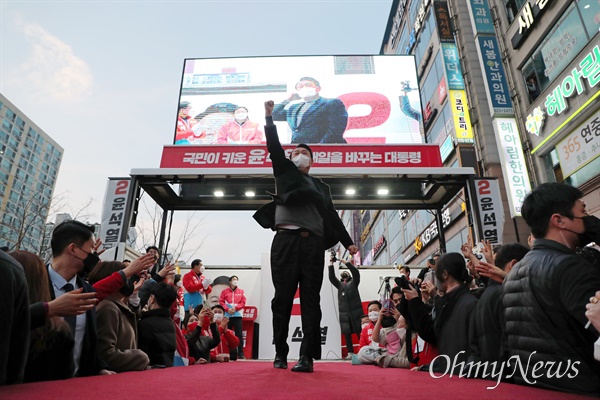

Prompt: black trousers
[227,317,244,357]
[270,230,324,360]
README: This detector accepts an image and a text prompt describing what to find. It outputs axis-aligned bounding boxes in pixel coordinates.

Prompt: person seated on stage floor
[402,252,478,374]
[468,243,529,375]
[10,251,74,382]
[209,305,241,363]
[185,306,220,364]
[90,261,150,372]
[138,283,178,368]
[372,301,405,368]
[356,300,385,365]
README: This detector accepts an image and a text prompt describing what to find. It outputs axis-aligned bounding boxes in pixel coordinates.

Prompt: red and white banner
[474,178,504,244]
[161,144,443,169]
[99,178,131,249]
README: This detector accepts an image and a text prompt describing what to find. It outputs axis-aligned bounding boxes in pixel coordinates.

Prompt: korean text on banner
[474,178,505,244]
[100,178,132,249]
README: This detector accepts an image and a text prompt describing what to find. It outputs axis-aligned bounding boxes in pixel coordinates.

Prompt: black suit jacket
[253,122,353,250]
[272,96,348,143]
[47,270,104,377]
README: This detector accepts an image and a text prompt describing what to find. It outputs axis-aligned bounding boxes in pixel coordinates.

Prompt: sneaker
[344,353,353,360]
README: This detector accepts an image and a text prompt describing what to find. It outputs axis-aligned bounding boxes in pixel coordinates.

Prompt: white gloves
[202,277,213,290]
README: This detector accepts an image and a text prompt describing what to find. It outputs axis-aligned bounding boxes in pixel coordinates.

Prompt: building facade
[0,94,64,253]
[344,0,600,267]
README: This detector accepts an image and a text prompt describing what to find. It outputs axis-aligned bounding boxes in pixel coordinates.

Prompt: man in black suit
[47,220,114,377]
[272,77,348,144]
[254,101,358,373]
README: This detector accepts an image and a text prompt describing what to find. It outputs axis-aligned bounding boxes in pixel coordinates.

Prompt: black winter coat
[137,308,176,368]
[329,262,362,335]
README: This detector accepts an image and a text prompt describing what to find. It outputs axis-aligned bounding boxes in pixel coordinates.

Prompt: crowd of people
[1,181,600,397]
[342,183,600,396]
[0,219,249,385]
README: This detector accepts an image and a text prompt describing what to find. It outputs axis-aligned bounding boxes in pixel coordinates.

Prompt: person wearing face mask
[503,183,600,395]
[356,301,385,364]
[183,259,212,319]
[401,253,477,374]
[216,106,265,144]
[255,101,359,373]
[210,305,240,362]
[272,77,348,144]
[89,261,150,372]
[328,254,363,360]
[219,275,246,360]
[45,220,117,377]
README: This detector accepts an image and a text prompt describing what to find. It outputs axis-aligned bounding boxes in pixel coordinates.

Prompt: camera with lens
[330,251,337,263]
[394,275,412,290]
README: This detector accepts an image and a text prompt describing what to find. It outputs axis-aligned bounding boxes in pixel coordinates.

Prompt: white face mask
[176,281,183,288]
[199,266,205,274]
[213,313,223,322]
[368,311,379,322]
[235,112,248,121]
[231,280,238,287]
[292,154,311,170]
[297,87,317,99]
[361,323,369,330]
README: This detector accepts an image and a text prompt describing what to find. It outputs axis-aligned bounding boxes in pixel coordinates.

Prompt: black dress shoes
[291,356,313,373]
[273,356,288,369]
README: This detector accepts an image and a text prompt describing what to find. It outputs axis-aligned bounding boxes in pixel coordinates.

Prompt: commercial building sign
[511,0,553,49]
[556,107,600,178]
[525,106,545,136]
[442,43,465,90]
[414,208,452,254]
[544,45,600,117]
[388,0,409,50]
[439,135,454,162]
[492,118,532,218]
[476,36,515,116]
[467,0,495,34]
[449,90,474,144]
[474,178,505,244]
[434,1,454,42]
[373,235,387,259]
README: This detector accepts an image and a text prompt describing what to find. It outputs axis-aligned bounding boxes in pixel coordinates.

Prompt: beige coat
[95,294,149,372]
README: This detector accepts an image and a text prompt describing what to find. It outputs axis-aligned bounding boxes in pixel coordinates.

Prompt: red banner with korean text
[160,144,443,169]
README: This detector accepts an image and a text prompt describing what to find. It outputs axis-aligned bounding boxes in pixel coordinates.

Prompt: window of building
[5,109,15,121]
[521,3,589,103]
[504,0,528,24]
[577,0,600,39]
[446,227,470,254]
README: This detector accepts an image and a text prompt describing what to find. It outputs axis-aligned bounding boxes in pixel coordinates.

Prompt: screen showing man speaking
[174,55,422,146]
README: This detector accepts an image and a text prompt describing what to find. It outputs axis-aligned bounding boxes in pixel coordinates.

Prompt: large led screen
[174,55,422,145]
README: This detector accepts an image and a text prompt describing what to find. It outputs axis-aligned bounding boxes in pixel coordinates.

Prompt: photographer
[416,255,439,285]
[328,252,362,360]
[403,253,477,373]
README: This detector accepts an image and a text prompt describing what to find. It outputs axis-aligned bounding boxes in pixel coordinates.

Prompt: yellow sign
[414,235,423,254]
[449,90,474,144]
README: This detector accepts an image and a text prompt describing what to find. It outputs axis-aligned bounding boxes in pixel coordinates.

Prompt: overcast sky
[0,0,393,265]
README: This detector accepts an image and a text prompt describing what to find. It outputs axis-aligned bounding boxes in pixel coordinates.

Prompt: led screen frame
[174,55,423,146]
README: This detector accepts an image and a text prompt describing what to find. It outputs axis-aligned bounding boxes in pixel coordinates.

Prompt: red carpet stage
[0,361,594,400]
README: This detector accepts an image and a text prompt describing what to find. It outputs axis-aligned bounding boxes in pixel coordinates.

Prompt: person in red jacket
[210,305,241,362]
[357,300,385,364]
[219,275,246,360]
[183,259,212,318]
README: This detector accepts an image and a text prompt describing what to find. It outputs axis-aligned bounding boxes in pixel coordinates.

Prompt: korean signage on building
[474,178,504,244]
[449,91,474,144]
[492,118,532,218]
[556,107,600,178]
[100,178,132,249]
[544,45,600,117]
[476,36,515,116]
[161,144,444,169]
[511,0,553,49]
[467,0,495,34]
[442,43,465,90]
[414,208,452,254]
